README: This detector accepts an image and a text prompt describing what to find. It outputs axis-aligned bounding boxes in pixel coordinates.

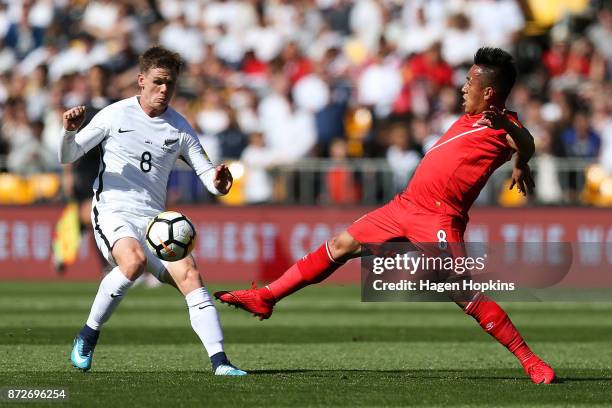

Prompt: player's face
[461,65,491,115]
[138,67,177,117]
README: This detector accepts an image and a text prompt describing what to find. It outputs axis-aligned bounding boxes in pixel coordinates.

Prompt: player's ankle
[514,343,535,365]
[259,286,277,303]
[210,351,230,372]
[520,352,539,368]
[78,324,100,354]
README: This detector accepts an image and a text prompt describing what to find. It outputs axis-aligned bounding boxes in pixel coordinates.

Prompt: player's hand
[214,164,233,195]
[63,106,86,131]
[510,161,535,196]
[476,105,510,130]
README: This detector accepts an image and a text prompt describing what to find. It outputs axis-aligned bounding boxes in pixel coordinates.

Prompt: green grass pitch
[1,282,611,407]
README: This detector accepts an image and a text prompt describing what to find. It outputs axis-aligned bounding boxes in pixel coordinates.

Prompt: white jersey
[59,96,220,218]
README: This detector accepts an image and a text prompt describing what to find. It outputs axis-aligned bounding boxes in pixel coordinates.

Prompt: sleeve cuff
[61,128,78,136]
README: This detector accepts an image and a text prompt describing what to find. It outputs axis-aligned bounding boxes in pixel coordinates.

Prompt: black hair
[473,47,517,101]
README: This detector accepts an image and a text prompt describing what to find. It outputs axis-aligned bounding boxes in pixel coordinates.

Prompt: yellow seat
[29,173,61,201]
[0,173,20,204]
[498,178,527,207]
[344,107,372,157]
[14,178,36,205]
[0,173,35,204]
[582,165,612,206]
[217,161,246,206]
[527,0,588,27]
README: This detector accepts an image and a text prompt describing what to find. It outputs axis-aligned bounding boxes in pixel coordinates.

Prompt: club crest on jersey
[162,137,179,152]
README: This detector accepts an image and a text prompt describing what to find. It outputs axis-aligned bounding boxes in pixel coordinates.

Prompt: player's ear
[137,73,145,90]
[483,87,495,101]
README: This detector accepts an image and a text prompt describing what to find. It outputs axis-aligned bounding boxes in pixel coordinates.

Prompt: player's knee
[112,238,147,279]
[328,231,361,261]
[175,266,202,294]
[119,250,147,280]
[183,267,201,285]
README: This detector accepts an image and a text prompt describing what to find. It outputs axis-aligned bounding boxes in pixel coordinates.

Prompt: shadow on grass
[4,369,610,384]
[247,368,524,380]
[3,326,612,345]
[247,369,612,383]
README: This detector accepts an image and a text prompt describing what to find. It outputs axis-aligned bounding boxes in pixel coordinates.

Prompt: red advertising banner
[0,206,611,282]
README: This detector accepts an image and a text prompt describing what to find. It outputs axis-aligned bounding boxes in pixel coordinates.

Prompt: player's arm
[504,124,535,164]
[477,105,535,162]
[503,120,536,196]
[59,106,108,164]
[477,106,535,195]
[182,131,232,196]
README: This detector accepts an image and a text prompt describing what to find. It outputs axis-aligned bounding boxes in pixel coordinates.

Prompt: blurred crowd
[0,0,610,205]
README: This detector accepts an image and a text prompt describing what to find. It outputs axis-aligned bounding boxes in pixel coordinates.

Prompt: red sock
[465,295,535,366]
[262,242,344,301]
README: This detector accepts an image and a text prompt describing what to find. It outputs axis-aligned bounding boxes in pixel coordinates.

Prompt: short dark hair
[473,47,517,101]
[139,46,182,74]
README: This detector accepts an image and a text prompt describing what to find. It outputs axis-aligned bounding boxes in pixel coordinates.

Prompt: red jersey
[402,112,519,222]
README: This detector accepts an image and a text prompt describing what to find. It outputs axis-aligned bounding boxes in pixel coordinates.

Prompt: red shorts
[347,195,467,257]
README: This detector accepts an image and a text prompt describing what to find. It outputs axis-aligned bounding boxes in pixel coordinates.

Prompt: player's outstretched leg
[215,232,360,319]
[70,266,135,371]
[464,294,555,384]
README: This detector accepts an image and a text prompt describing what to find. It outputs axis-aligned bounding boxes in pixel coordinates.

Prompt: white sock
[186,287,224,357]
[86,267,134,330]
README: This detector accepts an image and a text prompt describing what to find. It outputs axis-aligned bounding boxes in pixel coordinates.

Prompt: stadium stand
[0,0,609,206]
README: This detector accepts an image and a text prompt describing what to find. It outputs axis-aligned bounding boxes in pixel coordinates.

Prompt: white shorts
[91,208,169,280]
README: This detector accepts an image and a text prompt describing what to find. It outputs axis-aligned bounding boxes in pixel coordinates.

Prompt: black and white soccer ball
[146,211,196,262]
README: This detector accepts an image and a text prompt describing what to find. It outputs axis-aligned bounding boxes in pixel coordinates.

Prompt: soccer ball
[145,211,196,262]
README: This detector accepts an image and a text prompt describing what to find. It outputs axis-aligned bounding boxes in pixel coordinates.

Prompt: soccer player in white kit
[60,46,246,375]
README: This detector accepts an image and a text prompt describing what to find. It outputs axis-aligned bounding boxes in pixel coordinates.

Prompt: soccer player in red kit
[216,48,555,384]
